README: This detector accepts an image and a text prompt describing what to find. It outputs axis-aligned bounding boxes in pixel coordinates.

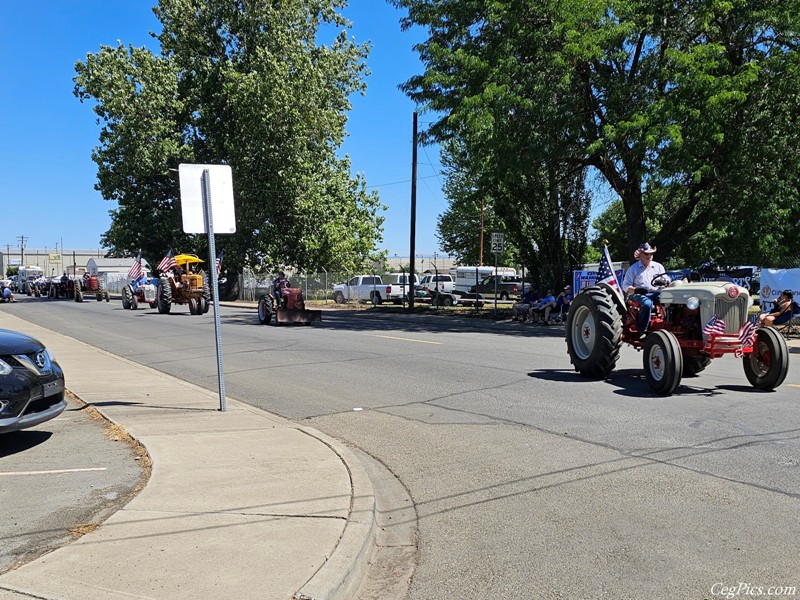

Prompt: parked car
[419,273,455,294]
[468,275,530,300]
[333,275,385,304]
[0,329,66,434]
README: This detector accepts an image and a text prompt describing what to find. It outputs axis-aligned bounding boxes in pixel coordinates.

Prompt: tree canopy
[392,0,800,266]
[75,0,384,273]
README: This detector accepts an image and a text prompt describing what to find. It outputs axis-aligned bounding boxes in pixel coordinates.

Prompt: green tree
[392,0,800,263]
[75,0,384,274]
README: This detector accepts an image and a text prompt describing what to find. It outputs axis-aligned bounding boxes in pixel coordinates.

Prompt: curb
[294,428,378,600]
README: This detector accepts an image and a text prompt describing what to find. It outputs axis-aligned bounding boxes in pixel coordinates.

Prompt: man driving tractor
[622,242,666,339]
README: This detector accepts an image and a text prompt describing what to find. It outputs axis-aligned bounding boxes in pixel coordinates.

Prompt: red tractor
[566,277,789,395]
[74,275,110,303]
[258,284,321,325]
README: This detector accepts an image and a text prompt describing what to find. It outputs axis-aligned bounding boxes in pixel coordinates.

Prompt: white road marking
[366,334,442,345]
[0,467,108,477]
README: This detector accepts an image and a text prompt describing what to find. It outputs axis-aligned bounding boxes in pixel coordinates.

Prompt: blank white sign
[179,164,237,234]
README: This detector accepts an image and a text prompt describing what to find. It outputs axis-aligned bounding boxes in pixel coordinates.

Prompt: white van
[451,266,516,293]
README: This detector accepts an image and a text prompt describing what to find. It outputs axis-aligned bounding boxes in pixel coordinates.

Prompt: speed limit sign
[491,232,504,254]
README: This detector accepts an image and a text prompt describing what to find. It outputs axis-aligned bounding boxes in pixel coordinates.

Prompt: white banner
[760,268,800,308]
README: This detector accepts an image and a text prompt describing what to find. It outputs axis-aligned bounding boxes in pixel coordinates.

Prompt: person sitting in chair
[539,289,557,325]
[759,290,795,328]
[511,288,538,322]
[622,242,666,339]
[553,285,573,322]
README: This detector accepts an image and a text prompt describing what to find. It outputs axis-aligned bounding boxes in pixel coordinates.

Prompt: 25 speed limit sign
[491,232,504,254]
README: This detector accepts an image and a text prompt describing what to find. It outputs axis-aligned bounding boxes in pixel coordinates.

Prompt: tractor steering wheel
[650,273,672,288]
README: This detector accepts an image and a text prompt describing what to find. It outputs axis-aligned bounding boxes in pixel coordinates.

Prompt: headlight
[0,358,12,376]
[726,285,740,299]
[686,297,700,310]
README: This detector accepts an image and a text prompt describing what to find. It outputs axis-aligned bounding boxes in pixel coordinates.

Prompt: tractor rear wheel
[743,326,789,390]
[565,286,623,378]
[157,278,172,314]
[122,285,133,309]
[682,355,711,377]
[258,295,275,325]
[643,330,683,395]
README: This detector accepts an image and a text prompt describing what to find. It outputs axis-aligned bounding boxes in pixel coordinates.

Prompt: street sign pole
[202,170,227,412]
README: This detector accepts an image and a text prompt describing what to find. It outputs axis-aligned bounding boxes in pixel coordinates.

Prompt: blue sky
[0,1,446,259]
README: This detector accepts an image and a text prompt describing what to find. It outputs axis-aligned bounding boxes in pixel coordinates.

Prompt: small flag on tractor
[738,314,759,347]
[127,252,143,279]
[703,315,726,337]
[157,249,177,273]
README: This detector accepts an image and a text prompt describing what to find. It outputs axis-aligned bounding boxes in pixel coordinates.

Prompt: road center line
[0,467,108,477]
[366,334,442,345]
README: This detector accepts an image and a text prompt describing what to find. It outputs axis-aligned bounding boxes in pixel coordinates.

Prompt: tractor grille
[715,297,748,334]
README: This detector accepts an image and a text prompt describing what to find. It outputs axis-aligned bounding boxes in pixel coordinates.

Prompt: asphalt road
[4,296,800,599]
[0,394,146,574]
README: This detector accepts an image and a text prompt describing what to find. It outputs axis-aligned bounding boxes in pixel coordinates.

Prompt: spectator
[759,290,795,328]
[553,285,573,322]
[2,285,15,303]
[622,242,666,339]
[511,288,538,322]
[539,289,557,325]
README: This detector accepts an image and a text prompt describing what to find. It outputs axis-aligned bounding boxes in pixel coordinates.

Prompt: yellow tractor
[156,254,211,315]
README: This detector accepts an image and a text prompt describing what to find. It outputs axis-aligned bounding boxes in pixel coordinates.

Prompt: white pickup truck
[383,273,419,304]
[333,275,386,304]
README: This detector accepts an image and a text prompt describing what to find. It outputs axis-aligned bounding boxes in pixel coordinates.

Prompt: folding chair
[778,302,800,339]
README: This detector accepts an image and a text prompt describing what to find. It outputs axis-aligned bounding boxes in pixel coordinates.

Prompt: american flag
[127,252,143,279]
[215,249,224,277]
[597,245,620,289]
[703,315,726,337]
[738,314,759,347]
[157,249,177,273]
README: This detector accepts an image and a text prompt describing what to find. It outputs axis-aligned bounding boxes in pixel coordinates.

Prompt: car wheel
[333,291,345,304]
[743,326,789,390]
[500,291,509,301]
[643,330,683,395]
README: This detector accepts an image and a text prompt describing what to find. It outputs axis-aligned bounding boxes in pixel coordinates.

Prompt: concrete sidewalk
[0,311,376,600]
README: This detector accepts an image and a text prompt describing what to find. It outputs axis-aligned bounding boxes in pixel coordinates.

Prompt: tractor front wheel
[200,296,209,314]
[743,326,789,390]
[565,286,623,378]
[643,330,683,395]
[130,294,138,310]
[188,297,198,315]
[258,295,275,325]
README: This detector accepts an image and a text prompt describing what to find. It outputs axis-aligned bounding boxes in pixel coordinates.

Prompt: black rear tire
[122,285,133,310]
[333,291,345,304]
[157,278,172,314]
[743,327,789,390]
[258,295,274,325]
[643,330,683,395]
[565,286,623,378]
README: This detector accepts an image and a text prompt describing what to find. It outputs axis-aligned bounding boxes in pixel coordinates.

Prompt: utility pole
[17,235,27,266]
[408,111,418,311]
[479,197,484,265]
